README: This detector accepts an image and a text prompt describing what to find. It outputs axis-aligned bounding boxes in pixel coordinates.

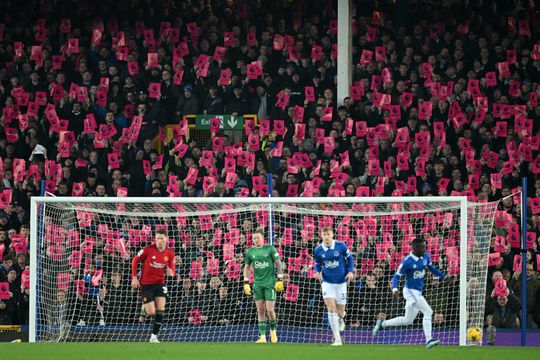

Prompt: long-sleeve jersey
[313,240,354,284]
[131,245,175,285]
[392,252,446,292]
[82,273,100,297]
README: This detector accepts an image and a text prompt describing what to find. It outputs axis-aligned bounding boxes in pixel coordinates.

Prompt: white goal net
[30,197,498,344]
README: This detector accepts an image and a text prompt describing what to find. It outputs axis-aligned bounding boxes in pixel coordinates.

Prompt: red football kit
[131,245,175,285]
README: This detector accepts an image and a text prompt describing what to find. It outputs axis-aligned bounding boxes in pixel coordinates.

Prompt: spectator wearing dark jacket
[509,263,540,327]
[226,85,249,115]
[250,84,270,120]
[175,85,200,117]
[159,69,181,120]
[0,0,539,336]
[202,85,225,114]
[486,293,522,328]
[210,286,239,326]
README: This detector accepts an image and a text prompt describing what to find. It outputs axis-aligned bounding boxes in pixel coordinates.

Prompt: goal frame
[29,196,468,345]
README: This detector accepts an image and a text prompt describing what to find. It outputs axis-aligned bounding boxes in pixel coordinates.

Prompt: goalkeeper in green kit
[243,229,284,343]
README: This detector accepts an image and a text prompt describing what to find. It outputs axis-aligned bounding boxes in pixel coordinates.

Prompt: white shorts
[403,287,424,304]
[402,287,432,317]
[321,282,347,305]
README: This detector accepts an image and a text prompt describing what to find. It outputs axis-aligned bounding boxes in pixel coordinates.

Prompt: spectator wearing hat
[175,85,199,117]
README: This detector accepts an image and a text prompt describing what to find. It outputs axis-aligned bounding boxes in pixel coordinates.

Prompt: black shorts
[141,284,168,304]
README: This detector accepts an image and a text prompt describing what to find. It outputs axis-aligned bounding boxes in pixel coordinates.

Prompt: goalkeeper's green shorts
[253,284,276,301]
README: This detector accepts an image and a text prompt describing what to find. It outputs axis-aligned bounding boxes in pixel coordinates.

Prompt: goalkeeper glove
[275,274,284,292]
[243,281,252,296]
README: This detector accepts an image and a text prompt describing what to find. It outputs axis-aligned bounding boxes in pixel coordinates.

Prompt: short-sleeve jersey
[313,241,353,284]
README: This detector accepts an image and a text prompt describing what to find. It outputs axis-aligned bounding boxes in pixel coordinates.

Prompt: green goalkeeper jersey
[245,245,280,287]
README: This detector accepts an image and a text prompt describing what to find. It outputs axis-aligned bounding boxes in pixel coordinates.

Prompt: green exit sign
[195,115,244,130]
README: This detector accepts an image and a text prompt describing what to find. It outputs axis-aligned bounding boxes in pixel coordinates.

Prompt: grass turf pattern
[1,343,538,360]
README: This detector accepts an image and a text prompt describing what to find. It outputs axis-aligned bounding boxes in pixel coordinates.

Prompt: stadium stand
[0,0,538,333]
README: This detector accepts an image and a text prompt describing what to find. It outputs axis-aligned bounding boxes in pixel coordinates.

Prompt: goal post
[29,197,37,343]
[29,196,497,344]
[459,199,467,347]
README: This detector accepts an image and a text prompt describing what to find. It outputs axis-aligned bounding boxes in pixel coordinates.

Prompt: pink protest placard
[69,251,82,268]
[488,252,502,267]
[360,259,375,276]
[223,244,234,261]
[189,261,203,279]
[147,52,159,68]
[57,273,70,291]
[226,261,240,280]
[513,254,522,272]
[207,258,219,276]
[305,86,315,102]
[493,235,506,253]
[108,152,120,169]
[0,282,10,299]
[285,283,299,302]
[148,82,161,98]
[493,279,508,297]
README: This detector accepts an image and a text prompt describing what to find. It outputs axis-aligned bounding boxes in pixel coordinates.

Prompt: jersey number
[162,286,168,294]
[413,270,425,279]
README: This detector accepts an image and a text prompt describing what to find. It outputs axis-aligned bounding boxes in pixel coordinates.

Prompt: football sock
[423,316,432,342]
[153,310,164,335]
[258,321,267,337]
[328,312,341,341]
[382,317,405,327]
[269,320,277,331]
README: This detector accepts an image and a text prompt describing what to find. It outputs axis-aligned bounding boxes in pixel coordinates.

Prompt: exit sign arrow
[227,117,238,128]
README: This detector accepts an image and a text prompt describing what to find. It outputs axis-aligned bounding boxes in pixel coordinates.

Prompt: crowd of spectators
[0,0,539,340]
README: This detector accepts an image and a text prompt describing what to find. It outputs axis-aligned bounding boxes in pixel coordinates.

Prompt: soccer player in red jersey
[131,229,175,342]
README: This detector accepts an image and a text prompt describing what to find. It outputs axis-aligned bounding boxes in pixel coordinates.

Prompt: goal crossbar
[30,196,468,204]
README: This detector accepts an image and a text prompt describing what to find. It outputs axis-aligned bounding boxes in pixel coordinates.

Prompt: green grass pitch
[1,343,538,360]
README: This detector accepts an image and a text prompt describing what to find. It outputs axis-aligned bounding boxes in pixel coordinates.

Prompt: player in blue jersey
[372,237,449,349]
[313,226,355,346]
